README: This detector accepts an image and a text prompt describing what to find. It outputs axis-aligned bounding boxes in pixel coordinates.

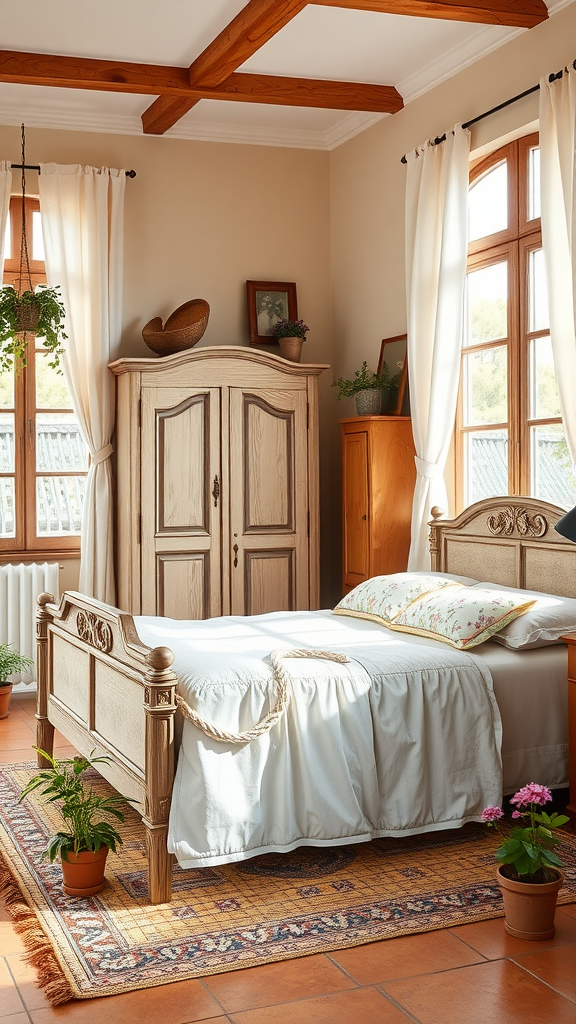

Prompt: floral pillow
[388,586,536,649]
[333,572,462,626]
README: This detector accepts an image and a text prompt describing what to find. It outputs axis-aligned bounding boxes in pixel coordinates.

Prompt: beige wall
[328,2,576,524]
[0,126,337,601]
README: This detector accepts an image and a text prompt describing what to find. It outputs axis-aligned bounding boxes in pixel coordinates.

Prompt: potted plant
[20,748,131,896]
[271,318,309,363]
[0,643,34,719]
[0,284,67,371]
[333,360,400,416]
[482,783,569,939]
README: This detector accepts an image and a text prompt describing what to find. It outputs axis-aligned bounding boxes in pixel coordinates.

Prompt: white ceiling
[0,0,570,150]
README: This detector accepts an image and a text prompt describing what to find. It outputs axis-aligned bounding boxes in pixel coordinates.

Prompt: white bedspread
[136,610,503,868]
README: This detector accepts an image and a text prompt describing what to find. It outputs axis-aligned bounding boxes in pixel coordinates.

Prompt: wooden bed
[35,496,576,904]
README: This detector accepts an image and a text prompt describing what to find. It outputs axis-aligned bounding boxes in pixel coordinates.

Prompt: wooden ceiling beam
[309,0,548,28]
[208,72,403,111]
[0,50,402,136]
[141,74,402,133]
[142,0,309,134]
[0,49,191,95]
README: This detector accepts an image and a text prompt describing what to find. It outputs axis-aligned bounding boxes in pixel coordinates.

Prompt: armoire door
[228,388,308,615]
[140,387,222,619]
[342,429,370,589]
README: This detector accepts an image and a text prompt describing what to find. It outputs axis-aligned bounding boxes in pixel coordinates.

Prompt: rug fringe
[0,851,74,1005]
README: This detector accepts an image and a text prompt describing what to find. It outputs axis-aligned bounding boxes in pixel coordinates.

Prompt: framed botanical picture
[378,334,409,415]
[246,280,297,345]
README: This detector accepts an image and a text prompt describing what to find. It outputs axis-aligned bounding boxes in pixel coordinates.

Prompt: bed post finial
[143,646,178,904]
[428,508,446,571]
[36,593,55,767]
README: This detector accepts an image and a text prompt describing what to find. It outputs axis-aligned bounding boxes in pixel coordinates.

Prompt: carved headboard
[429,497,576,598]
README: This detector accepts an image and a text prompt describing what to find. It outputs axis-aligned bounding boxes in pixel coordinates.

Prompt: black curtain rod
[400,59,576,164]
[10,163,136,177]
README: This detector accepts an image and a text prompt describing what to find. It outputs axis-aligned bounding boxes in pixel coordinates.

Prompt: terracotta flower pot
[0,683,13,720]
[61,847,109,897]
[278,336,304,362]
[497,864,564,939]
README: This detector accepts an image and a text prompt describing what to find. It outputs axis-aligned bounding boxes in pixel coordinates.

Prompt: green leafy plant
[333,359,400,400]
[20,748,132,862]
[0,284,67,371]
[482,783,569,883]
[0,643,33,686]
[270,318,309,340]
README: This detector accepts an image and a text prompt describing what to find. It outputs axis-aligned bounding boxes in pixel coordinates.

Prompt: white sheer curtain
[0,163,12,266]
[405,126,470,569]
[39,164,125,604]
[539,68,576,473]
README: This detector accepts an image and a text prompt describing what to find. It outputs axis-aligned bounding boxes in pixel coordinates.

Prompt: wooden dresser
[340,415,416,594]
[110,346,328,619]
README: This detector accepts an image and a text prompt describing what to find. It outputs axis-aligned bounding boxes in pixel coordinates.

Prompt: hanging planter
[0,124,67,372]
[0,285,67,371]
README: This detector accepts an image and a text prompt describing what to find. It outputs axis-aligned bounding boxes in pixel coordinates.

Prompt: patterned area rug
[1,761,575,1005]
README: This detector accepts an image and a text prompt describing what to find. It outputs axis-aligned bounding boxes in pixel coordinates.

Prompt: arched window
[455,134,576,510]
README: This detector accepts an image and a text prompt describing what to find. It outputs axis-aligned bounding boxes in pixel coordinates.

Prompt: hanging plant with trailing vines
[0,125,67,372]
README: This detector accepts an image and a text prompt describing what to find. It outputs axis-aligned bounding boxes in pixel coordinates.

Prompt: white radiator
[0,562,60,688]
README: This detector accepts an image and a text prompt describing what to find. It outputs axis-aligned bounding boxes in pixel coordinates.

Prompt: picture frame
[246,281,297,345]
[378,334,409,415]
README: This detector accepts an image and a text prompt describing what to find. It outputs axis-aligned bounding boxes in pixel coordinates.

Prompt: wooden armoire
[110,347,328,619]
[341,415,416,594]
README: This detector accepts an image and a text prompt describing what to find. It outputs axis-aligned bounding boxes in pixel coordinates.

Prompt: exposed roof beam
[0,50,191,95]
[141,74,402,134]
[142,0,309,135]
[0,50,401,131]
[217,72,403,112]
[309,0,548,28]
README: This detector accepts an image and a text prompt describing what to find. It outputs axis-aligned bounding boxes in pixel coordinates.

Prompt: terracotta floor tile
[383,958,576,1024]
[0,748,37,764]
[329,928,485,984]
[558,902,576,919]
[29,978,222,1024]
[204,953,355,1012]
[449,909,576,959]
[0,1014,30,1023]
[0,958,26,1017]
[512,944,576,1002]
[0,731,37,752]
[230,986,410,1024]
[0,904,26,956]
[6,954,52,1011]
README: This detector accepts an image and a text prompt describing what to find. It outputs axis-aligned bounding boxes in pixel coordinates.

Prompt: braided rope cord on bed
[174,648,350,745]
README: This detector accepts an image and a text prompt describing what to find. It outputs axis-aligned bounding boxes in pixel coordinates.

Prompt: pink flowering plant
[482,783,569,883]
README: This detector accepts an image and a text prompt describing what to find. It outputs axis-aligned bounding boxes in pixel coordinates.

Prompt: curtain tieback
[92,443,114,466]
[414,457,444,482]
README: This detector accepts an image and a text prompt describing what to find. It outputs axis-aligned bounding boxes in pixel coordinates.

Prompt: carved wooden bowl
[142,298,210,356]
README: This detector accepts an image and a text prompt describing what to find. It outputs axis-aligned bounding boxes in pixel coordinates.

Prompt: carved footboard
[36,591,178,904]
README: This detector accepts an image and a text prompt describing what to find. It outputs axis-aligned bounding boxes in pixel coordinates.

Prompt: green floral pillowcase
[333,573,535,649]
[388,587,536,649]
[333,573,462,626]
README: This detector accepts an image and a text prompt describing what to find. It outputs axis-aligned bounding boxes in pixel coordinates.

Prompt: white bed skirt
[136,610,505,868]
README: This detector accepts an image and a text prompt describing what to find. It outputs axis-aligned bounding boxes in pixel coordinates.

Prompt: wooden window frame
[1,195,84,561]
[455,133,561,512]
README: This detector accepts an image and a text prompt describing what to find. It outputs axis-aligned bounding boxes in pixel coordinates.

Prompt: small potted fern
[0,643,33,719]
[333,360,400,415]
[20,749,131,896]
